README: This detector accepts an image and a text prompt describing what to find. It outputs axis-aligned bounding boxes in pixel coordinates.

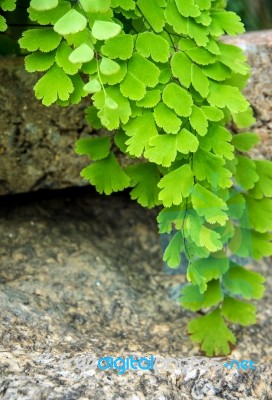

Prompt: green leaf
[191,64,209,98]
[186,214,223,252]
[230,228,272,260]
[195,0,211,10]
[127,53,160,88]
[0,0,16,11]
[69,43,94,63]
[64,28,89,47]
[202,62,231,81]
[226,190,245,219]
[19,28,61,52]
[187,18,209,46]
[171,52,192,88]
[163,83,193,117]
[80,0,110,13]
[112,0,135,10]
[0,15,7,32]
[137,0,165,33]
[245,196,272,234]
[154,103,181,134]
[54,9,87,35]
[218,42,249,75]
[225,72,250,90]
[193,148,232,189]
[69,73,88,105]
[158,64,171,84]
[120,71,146,101]
[249,160,272,199]
[181,280,223,311]
[92,20,121,40]
[125,163,161,208]
[93,86,131,130]
[165,0,188,35]
[222,263,265,300]
[201,106,224,122]
[158,204,190,235]
[178,37,196,51]
[235,156,259,190]
[75,136,111,160]
[175,0,200,17]
[34,64,74,106]
[158,165,194,207]
[190,105,208,136]
[233,108,256,129]
[81,153,130,195]
[186,226,223,260]
[195,10,211,26]
[101,61,128,85]
[214,220,235,246]
[145,134,177,168]
[136,32,170,63]
[83,79,102,94]
[100,57,120,75]
[187,256,229,293]
[124,113,158,157]
[28,1,71,25]
[200,125,234,160]
[208,81,249,113]
[30,0,58,11]
[25,51,55,72]
[186,46,215,65]
[114,130,128,152]
[101,34,134,60]
[85,106,102,129]
[222,297,256,326]
[136,90,161,109]
[188,309,236,356]
[210,10,245,36]
[206,38,220,54]
[232,132,260,152]
[192,183,228,226]
[163,231,184,268]
[105,97,118,109]
[55,42,81,74]
[177,129,199,154]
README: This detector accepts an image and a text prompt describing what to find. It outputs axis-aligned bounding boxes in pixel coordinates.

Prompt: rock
[0,58,91,195]
[0,31,272,195]
[0,189,271,399]
[224,30,272,161]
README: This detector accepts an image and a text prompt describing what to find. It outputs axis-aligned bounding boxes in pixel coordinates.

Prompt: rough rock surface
[0,31,272,195]
[224,30,272,161]
[0,189,271,399]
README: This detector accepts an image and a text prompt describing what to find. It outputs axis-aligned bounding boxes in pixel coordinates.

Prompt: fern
[7,0,270,356]
[0,0,17,31]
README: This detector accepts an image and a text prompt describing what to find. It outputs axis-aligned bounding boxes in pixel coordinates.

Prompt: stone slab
[0,189,271,399]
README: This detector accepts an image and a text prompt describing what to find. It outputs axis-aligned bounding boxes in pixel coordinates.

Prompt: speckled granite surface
[0,189,271,399]
[0,31,272,195]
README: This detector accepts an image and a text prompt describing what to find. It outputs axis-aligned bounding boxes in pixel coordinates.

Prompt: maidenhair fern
[2,0,271,356]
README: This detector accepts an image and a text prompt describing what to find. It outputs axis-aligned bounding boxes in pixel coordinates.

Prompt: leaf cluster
[16,0,271,356]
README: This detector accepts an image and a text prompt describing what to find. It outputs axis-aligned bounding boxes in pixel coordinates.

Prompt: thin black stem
[136,5,156,33]
[181,197,191,262]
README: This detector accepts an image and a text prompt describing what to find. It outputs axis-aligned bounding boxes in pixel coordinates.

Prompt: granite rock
[0,189,271,399]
